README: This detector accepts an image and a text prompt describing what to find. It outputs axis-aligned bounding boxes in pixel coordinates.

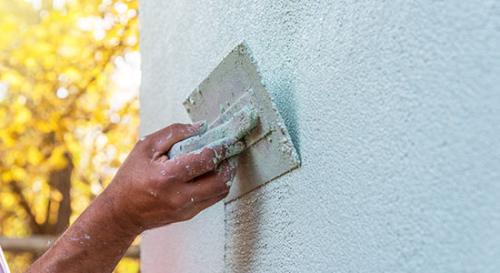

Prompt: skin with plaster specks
[27,122,241,273]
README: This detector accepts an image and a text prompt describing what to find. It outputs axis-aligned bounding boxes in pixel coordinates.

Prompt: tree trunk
[45,152,74,235]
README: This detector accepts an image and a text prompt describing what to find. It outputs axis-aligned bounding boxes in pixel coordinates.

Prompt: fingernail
[225,179,233,188]
[193,120,208,135]
[215,160,237,188]
[224,169,236,188]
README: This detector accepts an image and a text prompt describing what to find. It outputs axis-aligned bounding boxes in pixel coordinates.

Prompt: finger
[162,139,244,183]
[183,161,235,202]
[148,122,207,156]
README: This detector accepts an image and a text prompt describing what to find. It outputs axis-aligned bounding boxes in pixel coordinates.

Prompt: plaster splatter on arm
[27,122,240,273]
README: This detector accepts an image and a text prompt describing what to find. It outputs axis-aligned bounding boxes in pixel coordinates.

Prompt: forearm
[27,122,236,272]
[28,190,139,273]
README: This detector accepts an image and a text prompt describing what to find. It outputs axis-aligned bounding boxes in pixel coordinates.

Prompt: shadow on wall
[225,74,299,272]
[225,181,262,273]
[270,75,301,158]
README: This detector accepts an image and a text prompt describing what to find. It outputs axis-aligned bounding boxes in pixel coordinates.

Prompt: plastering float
[168,42,300,201]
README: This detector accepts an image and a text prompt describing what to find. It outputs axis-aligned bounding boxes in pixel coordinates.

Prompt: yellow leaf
[2,193,16,208]
[13,104,32,124]
[0,0,140,269]
[11,166,26,181]
[28,147,44,165]
[1,171,13,182]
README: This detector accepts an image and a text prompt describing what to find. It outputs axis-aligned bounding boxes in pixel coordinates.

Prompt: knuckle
[169,191,191,210]
[218,190,230,200]
[168,123,189,134]
[163,174,177,184]
[167,195,185,210]
[169,123,184,129]
[211,175,228,188]
[215,182,229,194]
[135,136,151,150]
[200,148,217,168]
[149,170,176,188]
[203,147,215,156]
[186,212,197,220]
[177,213,194,222]
[148,174,165,190]
[150,167,178,185]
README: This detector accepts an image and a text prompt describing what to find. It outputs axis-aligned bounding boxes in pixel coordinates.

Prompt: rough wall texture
[139,1,500,272]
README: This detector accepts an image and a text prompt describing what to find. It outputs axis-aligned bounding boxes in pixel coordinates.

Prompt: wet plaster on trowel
[168,106,259,159]
[168,106,259,187]
[180,43,301,202]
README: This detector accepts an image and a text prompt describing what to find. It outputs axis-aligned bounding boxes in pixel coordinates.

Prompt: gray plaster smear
[139,1,500,273]
[175,43,301,201]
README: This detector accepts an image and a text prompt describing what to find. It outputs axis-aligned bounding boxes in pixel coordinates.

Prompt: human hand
[28,122,243,273]
[103,122,243,235]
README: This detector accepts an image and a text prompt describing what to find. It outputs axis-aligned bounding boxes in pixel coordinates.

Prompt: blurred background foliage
[0,0,140,272]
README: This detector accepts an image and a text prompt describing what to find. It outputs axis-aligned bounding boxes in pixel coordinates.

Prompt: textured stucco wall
[139,1,500,272]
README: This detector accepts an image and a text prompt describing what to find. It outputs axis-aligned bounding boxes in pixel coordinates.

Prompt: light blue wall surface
[140,1,500,272]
